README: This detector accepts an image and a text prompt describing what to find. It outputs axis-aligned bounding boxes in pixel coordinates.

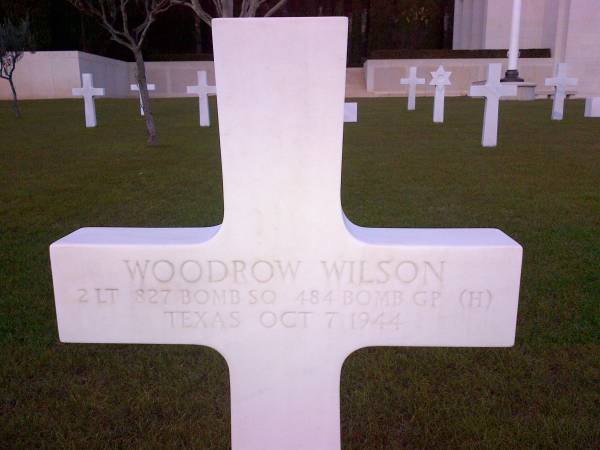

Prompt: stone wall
[562,0,600,95]
[0,51,214,100]
[139,61,216,98]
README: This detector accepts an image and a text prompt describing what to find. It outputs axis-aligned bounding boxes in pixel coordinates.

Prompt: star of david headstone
[50,18,523,450]
[429,65,452,123]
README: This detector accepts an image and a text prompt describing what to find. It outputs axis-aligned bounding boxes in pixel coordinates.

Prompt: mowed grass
[1,96,599,449]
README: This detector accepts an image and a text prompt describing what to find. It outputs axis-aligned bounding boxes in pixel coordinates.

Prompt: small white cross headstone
[186,71,217,127]
[71,73,105,128]
[50,19,522,450]
[469,64,518,147]
[343,102,357,122]
[584,97,600,118]
[429,66,452,123]
[545,63,578,120]
[130,82,156,116]
[400,66,425,111]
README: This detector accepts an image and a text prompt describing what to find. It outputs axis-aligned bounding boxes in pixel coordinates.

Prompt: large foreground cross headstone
[130,82,156,116]
[545,63,578,120]
[469,64,517,147]
[429,65,452,123]
[50,18,523,450]
[400,66,425,111]
[72,73,105,128]
[187,70,217,127]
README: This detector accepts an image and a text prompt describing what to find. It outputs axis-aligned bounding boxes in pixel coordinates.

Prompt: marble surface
[343,102,357,122]
[584,96,600,117]
[51,18,523,450]
[71,73,105,128]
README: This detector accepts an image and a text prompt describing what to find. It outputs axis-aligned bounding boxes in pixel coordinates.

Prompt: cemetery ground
[1,96,599,449]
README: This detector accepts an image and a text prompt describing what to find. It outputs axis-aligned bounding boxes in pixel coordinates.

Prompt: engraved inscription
[76,288,119,304]
[320,260,445,285]
[459,289,493,310]
[164,311,241,329]
[74,259,495,332]
[124,259,302,284]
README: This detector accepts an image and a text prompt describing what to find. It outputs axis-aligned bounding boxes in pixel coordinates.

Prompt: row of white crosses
[400,65,452,124]
[74,70,360,129]
[72,71,217,128]
[401,62,597,148]
[544,64,600,118]
[73,64,597,147]
[399,64,514,147]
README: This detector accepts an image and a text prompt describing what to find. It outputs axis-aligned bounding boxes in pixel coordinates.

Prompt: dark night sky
[0,1,453,64]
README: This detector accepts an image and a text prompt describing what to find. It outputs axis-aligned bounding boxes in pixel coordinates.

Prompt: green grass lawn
[1,97,599,449]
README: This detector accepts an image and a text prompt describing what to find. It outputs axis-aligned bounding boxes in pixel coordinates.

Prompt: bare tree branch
[264,0,287,17]
[66,0,174,145]
[211,0,224,17]
[170,0,213,26]
[171,0,289,25]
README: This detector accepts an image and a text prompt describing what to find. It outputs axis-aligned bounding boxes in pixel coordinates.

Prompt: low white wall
[0,51,80,99]
[0,51,215,100]
[0,51,130,99]
[364,58,556,97]
[79,52,130,97]
[138,61,215,98]
[563,0,600,96]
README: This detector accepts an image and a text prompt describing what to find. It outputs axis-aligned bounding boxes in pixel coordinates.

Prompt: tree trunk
[8,77,21,118]
[194,14,203,53]
[133,49,158,146]
[222,0,234,17]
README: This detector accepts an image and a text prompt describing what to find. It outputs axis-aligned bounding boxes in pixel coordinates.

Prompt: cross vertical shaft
[213,18,348,249]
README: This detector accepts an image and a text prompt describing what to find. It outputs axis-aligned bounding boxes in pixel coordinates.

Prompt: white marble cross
[187,71,217,127]
[72,73,105,128]
[50,19,522,450]
[343,102,357,122]
[130,82,156,116]
[469,64,518,147]
[429,66,452,123]
[545,63,578,120]
[400,66,425,111]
